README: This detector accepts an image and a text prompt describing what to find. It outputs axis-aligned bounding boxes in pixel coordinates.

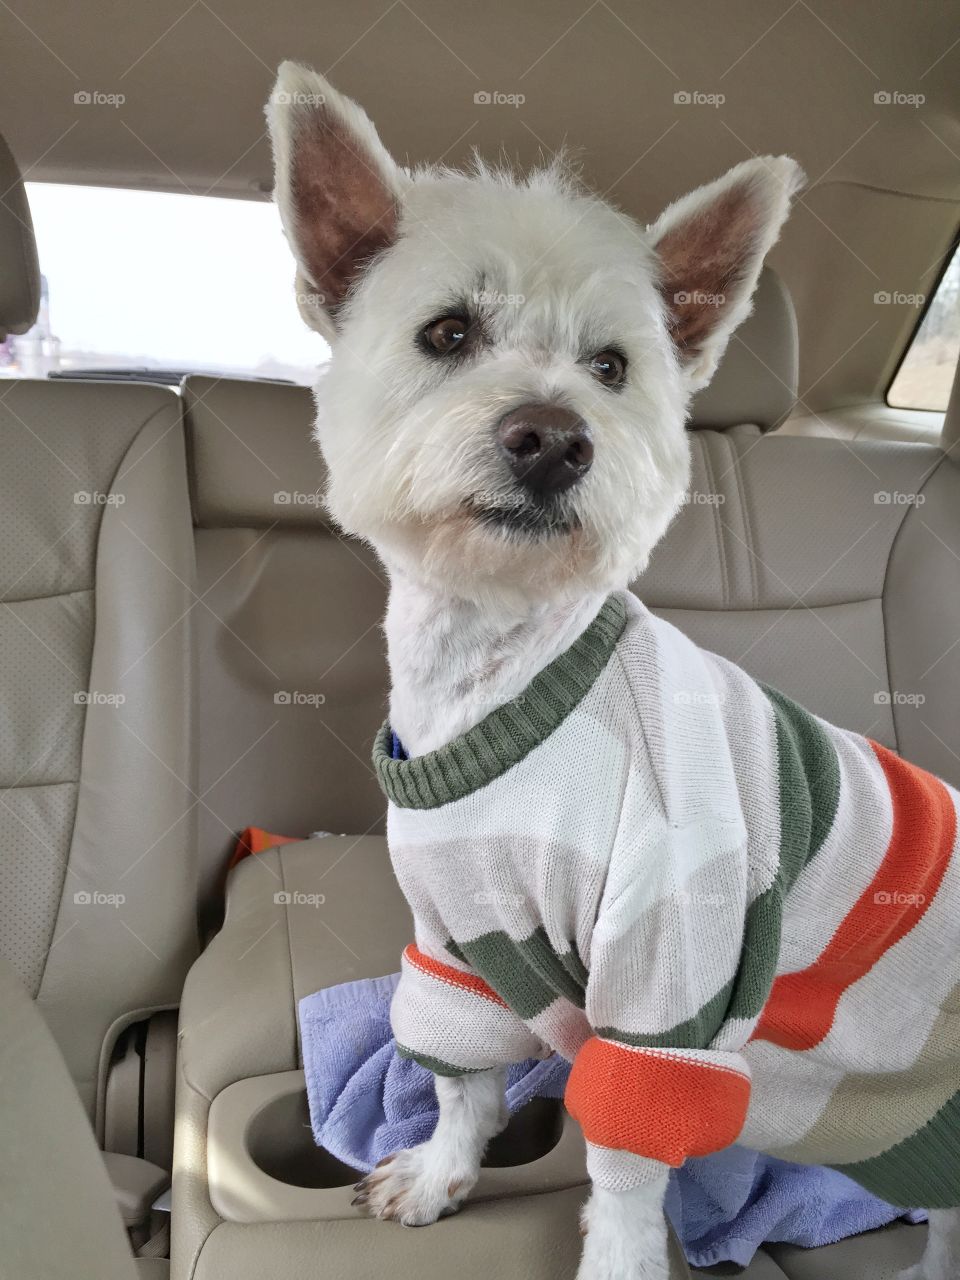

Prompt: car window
[0,183,329,384]
[887,242,960,411]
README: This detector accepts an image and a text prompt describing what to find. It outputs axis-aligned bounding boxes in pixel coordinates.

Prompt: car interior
[1,2,958,1278]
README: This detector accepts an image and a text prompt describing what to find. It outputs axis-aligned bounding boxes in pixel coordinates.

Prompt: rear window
[887,241,960,411]
[0,183,329,384]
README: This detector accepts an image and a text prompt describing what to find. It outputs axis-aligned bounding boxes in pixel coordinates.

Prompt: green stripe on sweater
[447,927,586,1019]
[724,686,843,1024]
[372,594,629,809]
[598,977,735,1050]
[396,1044,487,1077]
[602,690,844,1047]
[835,1087,960,1209]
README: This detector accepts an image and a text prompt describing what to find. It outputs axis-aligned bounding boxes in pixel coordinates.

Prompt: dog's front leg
[577,1171,672,1280]
[353,1066,507,1226]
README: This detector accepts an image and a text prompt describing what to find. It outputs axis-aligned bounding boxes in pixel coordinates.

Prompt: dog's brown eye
[423,316,469,354]
[589,349,627,387]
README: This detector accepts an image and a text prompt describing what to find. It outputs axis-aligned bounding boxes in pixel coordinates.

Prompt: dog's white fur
[268,61,957,1280]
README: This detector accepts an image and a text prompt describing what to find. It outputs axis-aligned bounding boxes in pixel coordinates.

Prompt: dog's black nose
[496,403,593,497]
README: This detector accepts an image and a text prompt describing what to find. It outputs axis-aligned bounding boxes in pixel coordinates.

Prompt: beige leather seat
[173,267,954,1279]
[0,136,198,1135]
[0,957,172,1280]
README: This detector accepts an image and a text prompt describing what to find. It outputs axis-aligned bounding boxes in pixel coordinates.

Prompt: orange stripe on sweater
[403,943,507,1007]
[565,1038,750,1166]
[753,742,957,1051]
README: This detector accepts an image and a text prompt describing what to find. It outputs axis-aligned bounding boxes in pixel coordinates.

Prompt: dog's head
[268,63,802,606]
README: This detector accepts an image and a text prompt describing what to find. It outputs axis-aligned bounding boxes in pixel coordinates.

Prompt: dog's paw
[351,1146,476,1227]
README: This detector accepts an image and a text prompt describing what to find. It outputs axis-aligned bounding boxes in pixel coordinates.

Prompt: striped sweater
[372,592,960,1206]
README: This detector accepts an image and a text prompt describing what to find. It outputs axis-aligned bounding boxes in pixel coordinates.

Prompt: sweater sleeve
[564,819,753,1191]
[390,929,546,1076]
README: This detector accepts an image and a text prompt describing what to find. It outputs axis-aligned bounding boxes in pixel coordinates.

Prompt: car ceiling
[1,0,958,412]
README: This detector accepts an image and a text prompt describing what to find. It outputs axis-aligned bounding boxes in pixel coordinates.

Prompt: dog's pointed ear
[267,62,404,339]
[649,156,804,391]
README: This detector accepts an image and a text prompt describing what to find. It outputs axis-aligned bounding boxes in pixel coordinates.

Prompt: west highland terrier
[267,62,960,1280]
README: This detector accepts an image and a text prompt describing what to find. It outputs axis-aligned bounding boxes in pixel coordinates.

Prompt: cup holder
[246,1088,361,1188]
[484,1096,565,1168]
[207,1070,585,1223]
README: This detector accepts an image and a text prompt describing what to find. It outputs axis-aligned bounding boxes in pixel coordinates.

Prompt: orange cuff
[565,1037,751,1167]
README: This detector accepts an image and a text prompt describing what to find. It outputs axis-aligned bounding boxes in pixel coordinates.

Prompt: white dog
[267,63,960,1280]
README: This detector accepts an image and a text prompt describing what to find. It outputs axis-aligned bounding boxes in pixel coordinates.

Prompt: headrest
[688,268,798,432]
[0,133,40,340]
[182,376,328,529]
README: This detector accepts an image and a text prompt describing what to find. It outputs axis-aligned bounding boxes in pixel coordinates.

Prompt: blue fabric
[299,976,926,1269]
[390,731,407,761]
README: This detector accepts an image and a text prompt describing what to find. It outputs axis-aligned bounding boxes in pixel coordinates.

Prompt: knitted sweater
[372,593,960,1207]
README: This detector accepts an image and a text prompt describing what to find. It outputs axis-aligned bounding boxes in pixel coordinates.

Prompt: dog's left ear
[649,156,804,391]
[267,62,406,339]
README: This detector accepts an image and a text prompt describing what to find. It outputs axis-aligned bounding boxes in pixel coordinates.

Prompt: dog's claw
[351,1193,368,1207]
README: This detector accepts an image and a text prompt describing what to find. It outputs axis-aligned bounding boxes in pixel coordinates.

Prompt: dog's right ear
[267,62,404,339]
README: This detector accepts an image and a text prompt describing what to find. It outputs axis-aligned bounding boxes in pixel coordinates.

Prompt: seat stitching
[0,585,94,607]
[725,430,759,609]
[700,435,729,608]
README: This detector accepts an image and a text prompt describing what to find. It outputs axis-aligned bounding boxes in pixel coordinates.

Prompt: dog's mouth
[467,494,579,538]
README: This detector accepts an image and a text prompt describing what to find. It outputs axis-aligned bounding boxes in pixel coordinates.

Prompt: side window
[887,243,960,411]
[0,184,329,384]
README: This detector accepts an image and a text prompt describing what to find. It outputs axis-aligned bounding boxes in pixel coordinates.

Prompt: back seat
[0,135,198,1130]
[173,269,957,1278]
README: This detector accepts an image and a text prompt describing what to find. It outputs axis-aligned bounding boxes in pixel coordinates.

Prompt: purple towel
[300,975,925,1269]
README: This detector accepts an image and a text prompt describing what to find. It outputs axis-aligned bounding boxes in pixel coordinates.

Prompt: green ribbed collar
[372,593,628,809]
